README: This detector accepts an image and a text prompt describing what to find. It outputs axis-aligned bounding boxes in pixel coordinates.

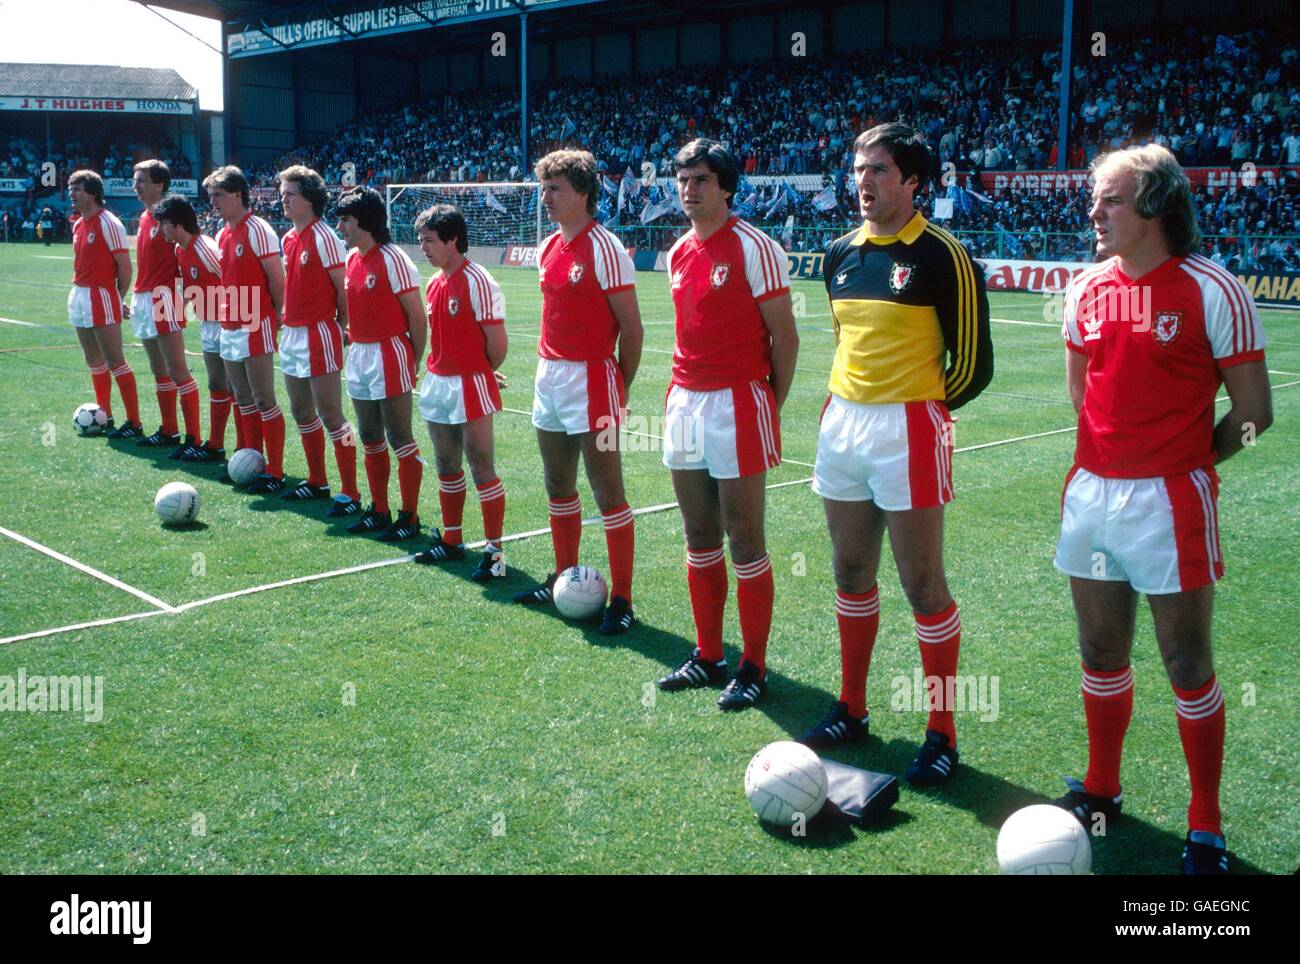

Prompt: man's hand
[494,370,508,390]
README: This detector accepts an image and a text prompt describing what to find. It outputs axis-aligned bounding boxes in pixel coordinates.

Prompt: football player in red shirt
[130,160,201,455]
[512,149,644,636]
[336,187,428,542]
[202,165,289,492]
[411,204,508,580]
[66,169,141,437]
[1051,145,1273,874]
[653,139,798,710]
[276,165,361,514]
[153,194,234,462]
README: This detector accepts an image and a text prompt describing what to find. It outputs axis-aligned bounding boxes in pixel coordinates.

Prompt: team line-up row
[57,127,1272,874]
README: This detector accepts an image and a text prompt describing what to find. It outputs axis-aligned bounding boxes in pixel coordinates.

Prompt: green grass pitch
[0,242,1295,874]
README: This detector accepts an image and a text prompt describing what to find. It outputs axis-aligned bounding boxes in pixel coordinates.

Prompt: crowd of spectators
[4,24,1297,269]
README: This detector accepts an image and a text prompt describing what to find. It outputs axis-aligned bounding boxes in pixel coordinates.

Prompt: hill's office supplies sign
[227,0,564,56]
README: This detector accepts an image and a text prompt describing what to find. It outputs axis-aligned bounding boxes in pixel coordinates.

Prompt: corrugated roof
[0,64,198,101]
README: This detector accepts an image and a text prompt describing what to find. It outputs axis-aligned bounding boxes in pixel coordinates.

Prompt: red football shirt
[426,258,505,376]
[215,212,279,331]
[1064,254,1267,478]
[343,243,420,343]
[536,219,635,362]
[667,216,791,391]
[72,208,128,288]
[282,218,346,327]
[176,234,223,323]
[133,207,179,294]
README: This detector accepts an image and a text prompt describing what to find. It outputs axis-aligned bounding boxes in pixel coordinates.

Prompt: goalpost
[384,182,546,249]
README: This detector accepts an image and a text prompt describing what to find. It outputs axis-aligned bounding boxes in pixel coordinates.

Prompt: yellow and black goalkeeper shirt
[823,212,992,410]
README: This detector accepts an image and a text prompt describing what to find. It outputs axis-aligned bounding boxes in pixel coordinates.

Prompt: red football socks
[1174,675,1226,837]
[734,554,773,674]
[298,416,327,486]
[89,363,113,417]
[438,472,467,544]
[154,376,177,435]
[686,545,727,663]
[915,601,961,746]
[176,377,200,440]
[260,405,286,476]
[836,586,881,718]
[362,439,390,514]
[394,441,422,516]
[1081,664,1134,799]
[329,422,359,501]
[601,503,634,601]
[110,363,139,424]
[548,494,582,572]
[477,477,505,549]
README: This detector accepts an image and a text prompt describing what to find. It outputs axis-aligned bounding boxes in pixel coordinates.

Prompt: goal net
[384,182,545,248]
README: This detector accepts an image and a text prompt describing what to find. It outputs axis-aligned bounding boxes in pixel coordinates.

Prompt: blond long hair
[1093,145,1201,256]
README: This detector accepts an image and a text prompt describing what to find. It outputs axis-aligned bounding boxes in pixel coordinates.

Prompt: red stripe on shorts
[585,358,625,433]
[1165,467,1223,591]
[905,400,950,509]
[733,379,780,477]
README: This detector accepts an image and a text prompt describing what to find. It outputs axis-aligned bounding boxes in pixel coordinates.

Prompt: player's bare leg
[885,507,953,615]
[375,392,421,541]
[824,498,887,594]
[1149,585,1225,866]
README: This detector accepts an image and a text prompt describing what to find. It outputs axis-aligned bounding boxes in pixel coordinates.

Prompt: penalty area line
[0,524,177,613]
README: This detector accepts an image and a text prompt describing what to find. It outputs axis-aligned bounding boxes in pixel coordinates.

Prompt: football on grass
[744,741,828,826]
[73,403,108,437]
[155,481,200,525]
[553,565,607,620]
[227,447,266,486]
[996,804,1092,874]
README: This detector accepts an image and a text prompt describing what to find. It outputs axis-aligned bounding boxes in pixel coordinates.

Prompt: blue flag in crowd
[811,183,838,212]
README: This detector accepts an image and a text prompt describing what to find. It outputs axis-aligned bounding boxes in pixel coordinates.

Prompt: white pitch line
[0,317,43,327]
[955,426,1076,452]
[0,524,177,613]
[992,317,1058,328]
[0,609,170,646]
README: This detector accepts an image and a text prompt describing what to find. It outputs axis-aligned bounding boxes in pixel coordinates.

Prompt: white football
[155,481,200,525]
[744,741,828,826]
[227,447,266,486]
[73,402,108,437]
[997,804,1092,875]
[553,564,607,620]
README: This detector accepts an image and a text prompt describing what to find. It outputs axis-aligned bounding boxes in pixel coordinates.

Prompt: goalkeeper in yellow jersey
[799,122,992,788]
